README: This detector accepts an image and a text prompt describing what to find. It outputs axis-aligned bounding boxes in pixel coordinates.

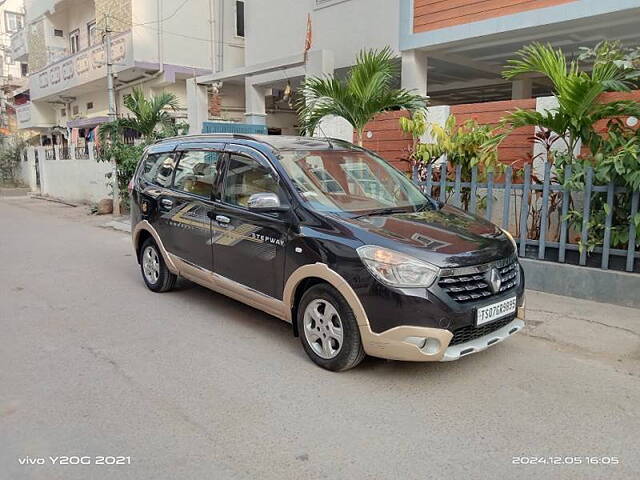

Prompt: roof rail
[153,133,262,144]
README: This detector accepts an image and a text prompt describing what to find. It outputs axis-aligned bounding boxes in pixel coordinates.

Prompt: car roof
[153,134,357,152]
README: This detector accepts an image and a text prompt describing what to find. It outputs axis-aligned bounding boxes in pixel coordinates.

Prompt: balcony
[15,102,56,130]
[10,29,28,63]
[30,31,134,101]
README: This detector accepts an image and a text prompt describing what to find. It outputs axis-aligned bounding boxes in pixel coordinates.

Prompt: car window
[139,152,176,187]
[222,153,280,208]
[173,150,221,197]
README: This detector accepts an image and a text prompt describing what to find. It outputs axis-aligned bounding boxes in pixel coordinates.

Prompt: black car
[130,134,525,371]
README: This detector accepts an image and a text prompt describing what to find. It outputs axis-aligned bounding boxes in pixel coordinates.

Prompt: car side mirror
[247,192,289,212]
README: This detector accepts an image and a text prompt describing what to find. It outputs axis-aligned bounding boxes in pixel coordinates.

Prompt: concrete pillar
[27,147,38,192]
[36,146,46,194]
[305,49,335,78]
[401,50,428,97]
[186,78,209,134]
[512,78,533,100]
[244,76,267,125]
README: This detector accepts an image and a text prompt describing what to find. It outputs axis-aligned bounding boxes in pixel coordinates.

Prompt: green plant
[560,121,640,252]
[298,47,427,146]
[578,40,640,89]
[97,87,183,207]
[400,112,502,209]
[103,143,146,210]
[487,42,640,161]
[0,135,28,186]
[99,88,180,143]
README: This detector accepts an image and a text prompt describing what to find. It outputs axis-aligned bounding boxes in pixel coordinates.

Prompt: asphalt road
[1,197,639,480]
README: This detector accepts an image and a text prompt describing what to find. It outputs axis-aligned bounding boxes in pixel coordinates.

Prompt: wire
[136,23,211,43]
[135,0,191,26]
[105,10,241,45]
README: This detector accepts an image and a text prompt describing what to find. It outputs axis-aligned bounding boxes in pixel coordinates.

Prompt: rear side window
[139,153,176,188]
[173,150,221,198]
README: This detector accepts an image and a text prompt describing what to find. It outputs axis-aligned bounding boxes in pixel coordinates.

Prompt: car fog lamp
[404,337,427,349]
[423,337,441,355]
[404,337,442,354]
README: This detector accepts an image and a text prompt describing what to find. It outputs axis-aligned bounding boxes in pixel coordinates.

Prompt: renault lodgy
[130,134,525,371]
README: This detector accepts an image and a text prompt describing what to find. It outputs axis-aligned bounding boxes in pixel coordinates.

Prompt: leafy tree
[578,40,640,89]
[487,42,640,160]
[0,135,28,186]
[298,47,427,146]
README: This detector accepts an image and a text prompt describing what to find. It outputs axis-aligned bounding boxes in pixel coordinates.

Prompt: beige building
[12,0,245,143]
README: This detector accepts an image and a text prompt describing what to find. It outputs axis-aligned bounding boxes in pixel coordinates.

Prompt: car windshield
[278,149,432,215]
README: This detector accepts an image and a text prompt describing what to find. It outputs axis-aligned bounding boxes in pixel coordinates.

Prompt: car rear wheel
[140,238,177,292]
[297,284,365,371]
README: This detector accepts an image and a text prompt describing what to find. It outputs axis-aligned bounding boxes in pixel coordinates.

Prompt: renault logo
[487,268,502,293]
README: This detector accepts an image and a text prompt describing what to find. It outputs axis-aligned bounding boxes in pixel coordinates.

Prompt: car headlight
[501,228,518,251]
[356,245,440,288]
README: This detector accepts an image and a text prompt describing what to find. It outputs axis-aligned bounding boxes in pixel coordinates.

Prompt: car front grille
[449,316,515,346]
[438,256,519,303]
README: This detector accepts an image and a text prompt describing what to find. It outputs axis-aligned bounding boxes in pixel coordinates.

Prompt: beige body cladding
[133,220,525,362]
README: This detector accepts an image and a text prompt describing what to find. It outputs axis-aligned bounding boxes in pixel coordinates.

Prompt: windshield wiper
[352,207,411,219]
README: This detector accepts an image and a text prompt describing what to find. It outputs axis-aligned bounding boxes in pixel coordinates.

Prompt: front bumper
[440,318,524,361]
[360,303,526,362]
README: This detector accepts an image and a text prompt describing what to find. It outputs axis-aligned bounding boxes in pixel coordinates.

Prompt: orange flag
[304,13,312,62]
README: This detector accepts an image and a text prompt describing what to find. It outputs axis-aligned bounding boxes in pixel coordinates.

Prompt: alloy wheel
[303,299,344,359]
[142,245,160,284]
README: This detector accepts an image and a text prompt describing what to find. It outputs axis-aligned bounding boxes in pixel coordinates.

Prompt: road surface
[1,197,639,479]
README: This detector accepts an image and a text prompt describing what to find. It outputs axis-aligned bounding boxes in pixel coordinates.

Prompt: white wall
[219,0,245,71]
[40,156,113,203]
[315,115,353,142]
[47,0,95,53]
[24,0,56,22]
[132,0,214,71]
[245,0,400,69]
[18,148,38,190]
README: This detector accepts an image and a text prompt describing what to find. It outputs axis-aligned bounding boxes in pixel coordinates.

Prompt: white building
[1,0,28,133]
[188,0,401,135]
[12,0,245,144]
[188,0,640,138]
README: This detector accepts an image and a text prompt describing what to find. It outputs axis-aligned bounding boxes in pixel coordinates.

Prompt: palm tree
[298,47,427,146]
[488,43,640,160]
[99,87,180,144]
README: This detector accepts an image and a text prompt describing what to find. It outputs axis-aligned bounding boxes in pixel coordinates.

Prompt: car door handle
[160,198,173,209]
[215,215,231,224]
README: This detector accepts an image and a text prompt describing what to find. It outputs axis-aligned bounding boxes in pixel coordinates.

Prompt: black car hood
[335,205,514,268]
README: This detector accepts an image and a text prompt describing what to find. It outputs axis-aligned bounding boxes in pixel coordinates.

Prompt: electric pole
[104,13,120,215]
[105,14,117,119]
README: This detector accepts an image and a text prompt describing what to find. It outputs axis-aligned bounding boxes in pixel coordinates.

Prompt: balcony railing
[9,29,28,62]
[30,31,133,101]
[15,102,56,130]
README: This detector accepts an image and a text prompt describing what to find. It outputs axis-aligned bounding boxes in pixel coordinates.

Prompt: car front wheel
[297,284,365,371]
[140,238,177,293]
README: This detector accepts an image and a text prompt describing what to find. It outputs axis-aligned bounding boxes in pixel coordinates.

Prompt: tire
[297,284,366,371]
[140,238,177,293]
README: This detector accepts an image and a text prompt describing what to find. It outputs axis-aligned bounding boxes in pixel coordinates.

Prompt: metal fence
[413,162,640,273]
[41,144,97,161]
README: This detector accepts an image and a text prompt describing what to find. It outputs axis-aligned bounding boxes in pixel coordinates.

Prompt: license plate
[476,297,517,326]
